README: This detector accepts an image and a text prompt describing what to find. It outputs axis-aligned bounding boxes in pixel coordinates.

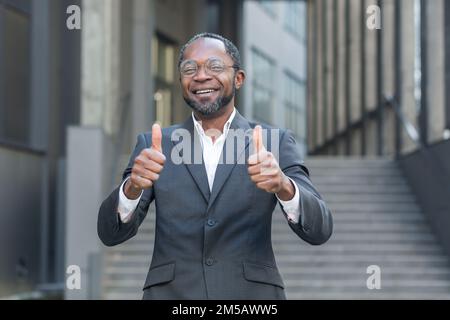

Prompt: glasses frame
[179,58,239,78]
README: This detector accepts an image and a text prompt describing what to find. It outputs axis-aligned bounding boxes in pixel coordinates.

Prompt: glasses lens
[206,59,225,74]
[181,60,197,76]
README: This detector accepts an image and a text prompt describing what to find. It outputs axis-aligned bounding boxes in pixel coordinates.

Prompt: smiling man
[97,33,333,300]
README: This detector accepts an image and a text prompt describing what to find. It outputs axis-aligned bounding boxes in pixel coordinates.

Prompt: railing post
[394,0,403,159]
[419,0,429,147]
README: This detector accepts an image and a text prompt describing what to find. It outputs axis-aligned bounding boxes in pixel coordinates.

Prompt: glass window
[251,49,275,124]
[152,34,176,127]
[0,3,31,145]
[284,0,307,42]
[152,35,175,84]
[257,0,277,18]
[284,71,306,143]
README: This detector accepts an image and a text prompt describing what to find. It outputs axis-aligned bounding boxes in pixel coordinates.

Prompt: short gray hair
[178,32,242,70]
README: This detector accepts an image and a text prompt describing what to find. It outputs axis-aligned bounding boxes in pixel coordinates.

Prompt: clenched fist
[124,123,166,199]
[247,125,295,201]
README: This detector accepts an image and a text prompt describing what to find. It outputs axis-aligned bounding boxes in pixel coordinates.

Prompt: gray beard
[184,87,235,116]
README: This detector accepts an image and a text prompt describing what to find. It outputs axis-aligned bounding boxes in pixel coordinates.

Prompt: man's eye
[210,65,224,72]
[183,68,196,74]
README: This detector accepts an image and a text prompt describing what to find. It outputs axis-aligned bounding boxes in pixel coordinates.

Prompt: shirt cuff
[276,177,301,224]
[118,177,143,223]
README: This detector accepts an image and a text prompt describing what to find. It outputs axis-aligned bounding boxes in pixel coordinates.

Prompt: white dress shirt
[117,107,301,224]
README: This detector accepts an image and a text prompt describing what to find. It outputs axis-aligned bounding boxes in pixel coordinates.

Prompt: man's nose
[193,65,212,81]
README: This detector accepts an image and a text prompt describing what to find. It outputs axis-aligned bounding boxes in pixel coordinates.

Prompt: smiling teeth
[196,89,214,94]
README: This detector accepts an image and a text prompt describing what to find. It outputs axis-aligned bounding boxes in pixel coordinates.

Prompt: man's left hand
[248,125,295,201]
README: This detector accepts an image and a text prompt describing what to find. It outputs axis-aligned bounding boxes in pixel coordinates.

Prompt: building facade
[242,0,308,156]
[307,0,449,157]
[306,0,450,262]
[0,0,81,298]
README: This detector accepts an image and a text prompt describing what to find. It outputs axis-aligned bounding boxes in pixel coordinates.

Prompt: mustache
[184,86,235,116]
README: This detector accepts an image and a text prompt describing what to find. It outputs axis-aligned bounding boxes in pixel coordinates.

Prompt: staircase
[101,157,450,299]
[273,157,450,299]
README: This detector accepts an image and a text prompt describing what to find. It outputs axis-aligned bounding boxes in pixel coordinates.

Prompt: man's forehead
[183,37,229,61]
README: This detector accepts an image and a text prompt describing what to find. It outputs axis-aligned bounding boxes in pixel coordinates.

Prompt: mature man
[98,33,333,299]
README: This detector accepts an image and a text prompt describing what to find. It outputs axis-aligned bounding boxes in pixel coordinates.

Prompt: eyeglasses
[179,58,239,77]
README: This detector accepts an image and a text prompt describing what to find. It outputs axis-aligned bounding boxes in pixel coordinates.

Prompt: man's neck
[193,104,235,134]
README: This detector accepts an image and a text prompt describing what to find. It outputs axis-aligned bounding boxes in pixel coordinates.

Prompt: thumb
[151,123,162,152]
[252,125,264,154]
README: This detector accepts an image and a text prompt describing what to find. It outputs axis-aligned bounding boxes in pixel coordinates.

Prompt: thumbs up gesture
[247,126,295,200]
[125,123,166,199]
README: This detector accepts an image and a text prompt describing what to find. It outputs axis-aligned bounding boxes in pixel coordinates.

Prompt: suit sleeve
[97,133,155,246]
[278,129,333,245]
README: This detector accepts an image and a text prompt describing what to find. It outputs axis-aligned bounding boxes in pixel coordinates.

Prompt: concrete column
[130,0,155,144]
[65,127,112,299]
[426,0,445,143]
[80,0,122,136]
[30,0,50,150]
[400,0,419,153]
[66,0,123,299]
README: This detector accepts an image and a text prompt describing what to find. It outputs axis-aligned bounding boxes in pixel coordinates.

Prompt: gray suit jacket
[98,111,333,299]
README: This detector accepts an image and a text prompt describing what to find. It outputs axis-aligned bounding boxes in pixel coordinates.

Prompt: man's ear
[235,70,246,90]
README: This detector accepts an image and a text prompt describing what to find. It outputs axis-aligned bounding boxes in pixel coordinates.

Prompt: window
[284,0,307,42]
[257,0,277,18]
[0,1,31,145]
[251,49,275,124]
[152,34,176,127]
[283,71,306,144]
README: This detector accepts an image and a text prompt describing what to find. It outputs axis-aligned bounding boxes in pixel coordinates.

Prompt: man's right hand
[124,123,166,199]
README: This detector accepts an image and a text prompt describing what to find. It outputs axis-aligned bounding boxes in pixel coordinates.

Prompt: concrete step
[317,185,412,193]
[308,169,402,175]
[103,293,142,300]
[285,292,450,299]
[103,278,450,291]
[111,231,439,245]
[330,223,432,233]
[108,243,443,255]
[135,221,434,236]
[104,259,450,271]
[272,244,443,254]
[300,213,426,222]
[275,254,449,263]
[325,202,421,212]
[305,157,395,166]
[283,278,450,287]
[100,291,447,300]
[104,265,450,276]
[104,270,450,283]
[307,168,403,176]
[105,253,450,265]
[321,193,416,202]
[310,176,408,185]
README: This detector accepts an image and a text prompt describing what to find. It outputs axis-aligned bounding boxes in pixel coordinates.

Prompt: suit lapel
[172,117,210,203]
[207,111,252,212]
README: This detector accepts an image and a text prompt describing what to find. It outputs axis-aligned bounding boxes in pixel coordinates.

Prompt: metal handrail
[384,95,421,147]
[385,95,450,196]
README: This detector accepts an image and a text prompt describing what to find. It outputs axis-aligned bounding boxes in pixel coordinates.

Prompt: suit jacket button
[205,258,214,266]
[207,219,216,227]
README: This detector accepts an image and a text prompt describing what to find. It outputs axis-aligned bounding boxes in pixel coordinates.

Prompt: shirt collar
[192,107,236,139]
